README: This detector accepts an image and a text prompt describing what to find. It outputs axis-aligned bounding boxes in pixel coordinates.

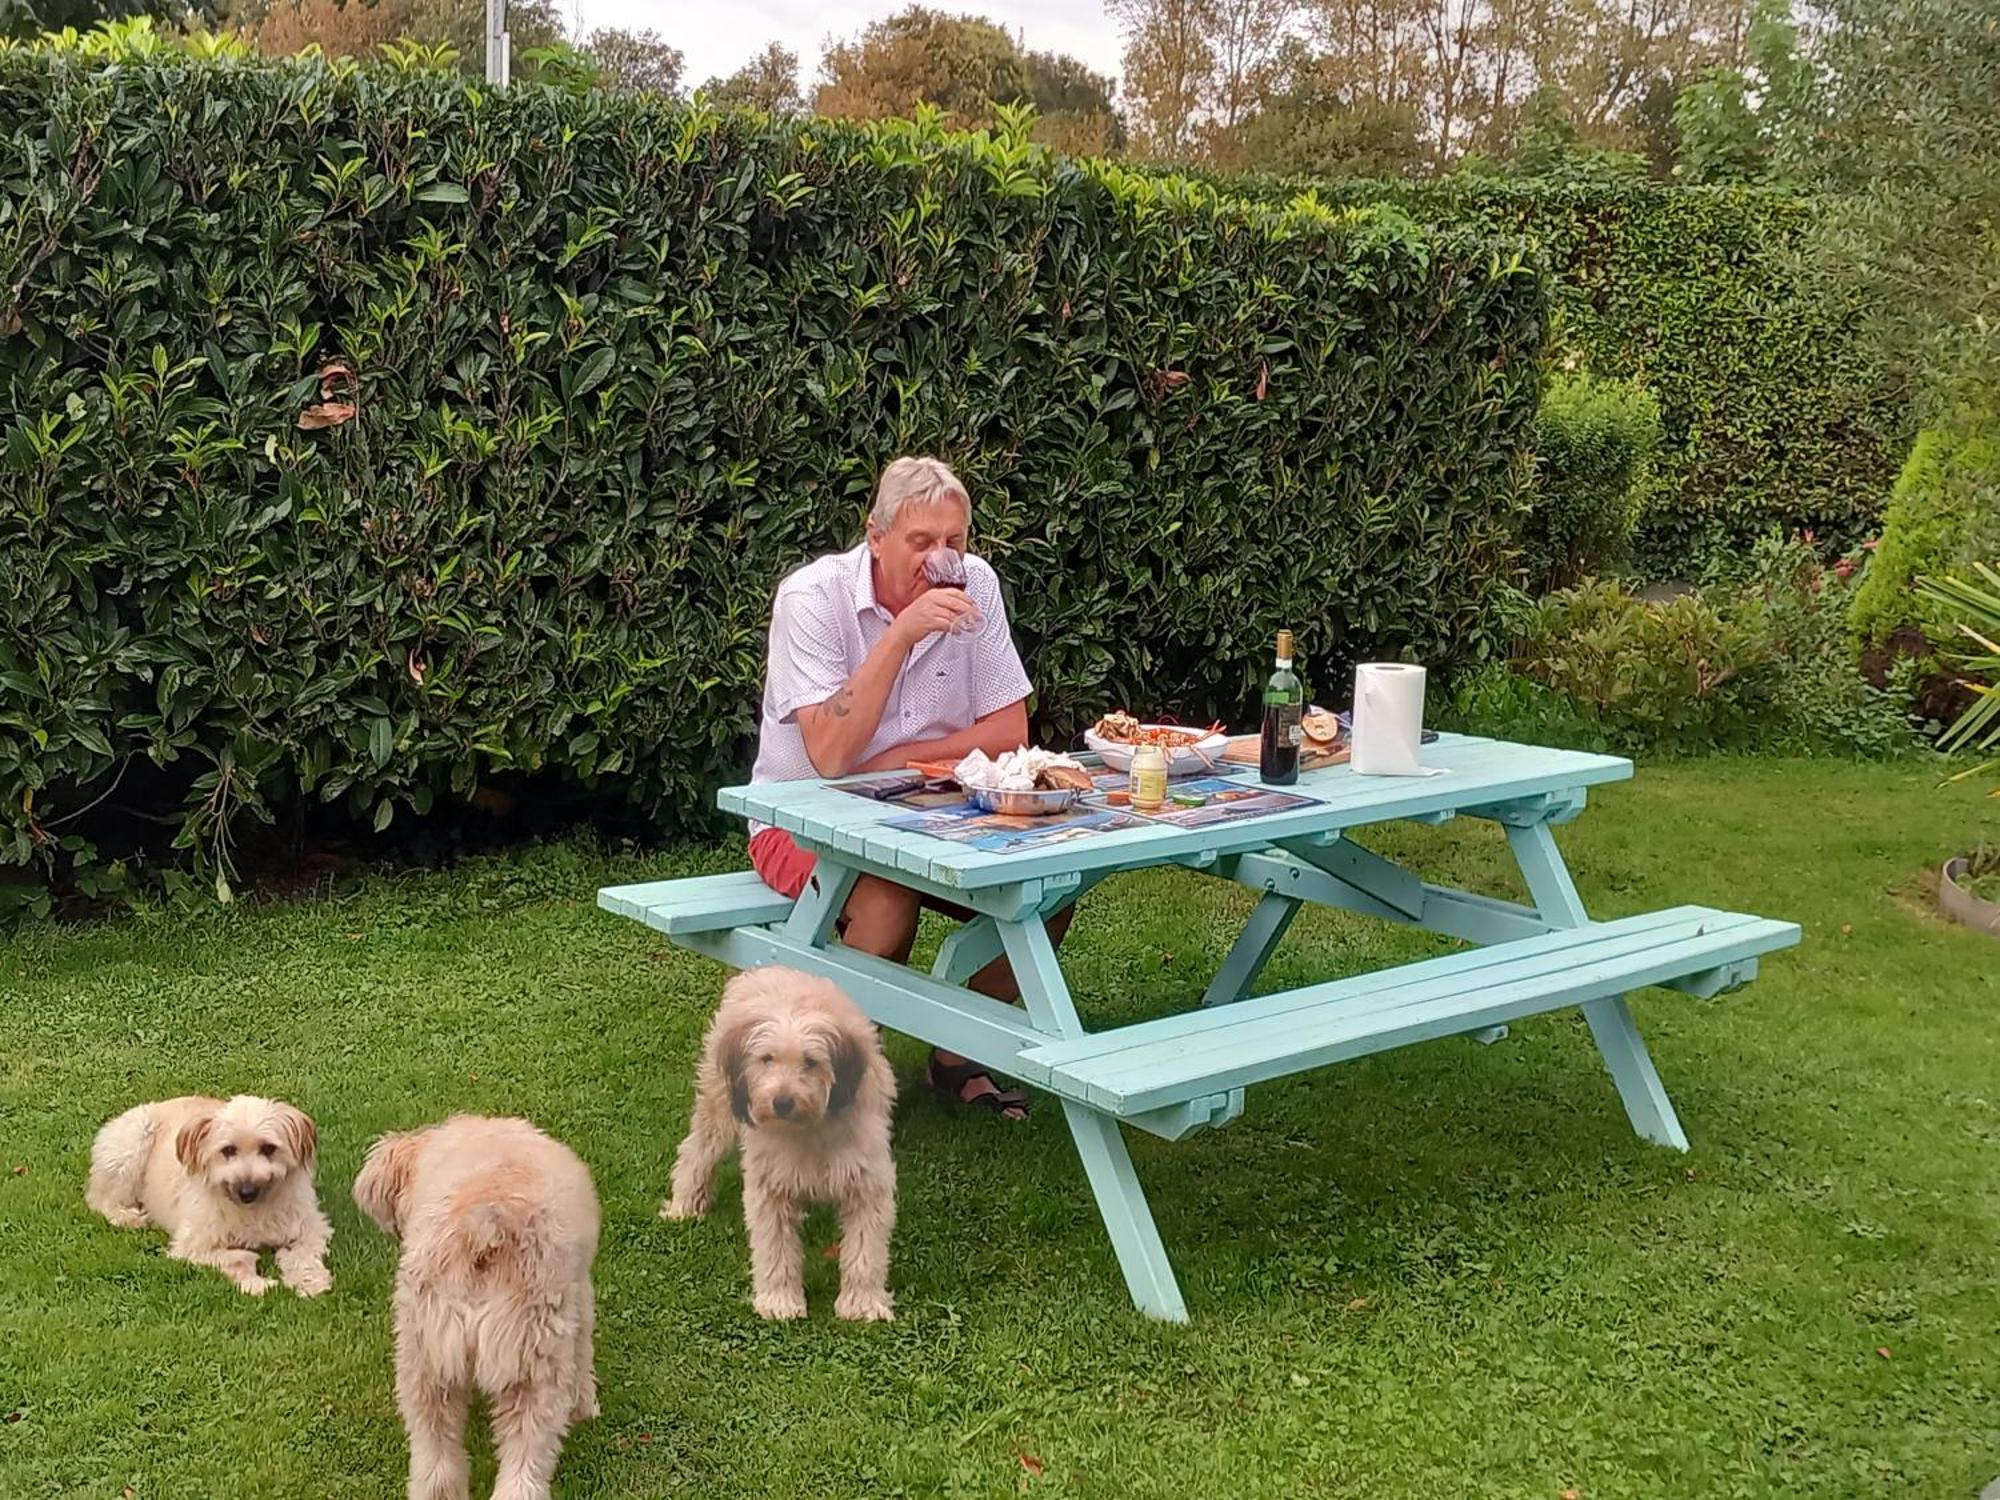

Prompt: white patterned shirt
[750,543,1033,798]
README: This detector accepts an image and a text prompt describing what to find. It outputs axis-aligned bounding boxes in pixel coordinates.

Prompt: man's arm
[850,699,1030,774]
[794,589,980,777]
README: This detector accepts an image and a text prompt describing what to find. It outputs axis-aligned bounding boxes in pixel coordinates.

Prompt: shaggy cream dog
[353,1115,599,1500]
[664,965,897,1322]
[86,1093,331,1297]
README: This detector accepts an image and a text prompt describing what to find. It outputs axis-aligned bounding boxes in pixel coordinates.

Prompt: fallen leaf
[1840,923,1853,935]
[123,1489,135,1499]
[1561,1489,1581,1499]
[1289,1371,1311,1389]
[822,1240,842,1260]
[347,932,363,941]
[637,1432,652,1444]
[1160,952,1175,965]
[10,1164,25,1177]
[0,306,21,337]
[4,1408,22,1422]
[297,401,357,430]
[1345,1297,1369,1311]
[1018,1453,1044,1477]
[408,655,427,685]
[1255,360,1269,401]
[1877,1346,1892,1359]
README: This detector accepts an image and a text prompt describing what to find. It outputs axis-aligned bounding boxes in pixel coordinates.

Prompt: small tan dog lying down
[664,965,897,1322]
[354,1115,600,1500]
[86,1094,331,1297]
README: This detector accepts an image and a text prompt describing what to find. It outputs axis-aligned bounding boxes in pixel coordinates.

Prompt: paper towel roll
[1351,663,1430,776]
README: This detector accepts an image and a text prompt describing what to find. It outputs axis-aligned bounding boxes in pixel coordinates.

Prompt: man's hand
[889,588,979,648]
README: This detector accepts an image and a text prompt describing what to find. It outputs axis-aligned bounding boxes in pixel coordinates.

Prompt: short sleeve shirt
[749,543,1033,794]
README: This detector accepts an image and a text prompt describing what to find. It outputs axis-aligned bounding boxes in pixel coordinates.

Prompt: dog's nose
[234,1183,261,1205]
[772,1095,795,1118]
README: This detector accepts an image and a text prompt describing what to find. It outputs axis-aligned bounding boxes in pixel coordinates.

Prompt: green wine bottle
[1259,630,1303,784]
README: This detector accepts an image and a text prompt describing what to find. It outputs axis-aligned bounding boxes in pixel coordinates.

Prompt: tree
[1023,48,1126,153]
[813,7,1028,126]
[1206,0,1295,132]
[582,25,683,96]
[251,0,565,74]
[254,0,407,59]
[811,8,1120,153]
[4,0,215,36]
[1804,0,2000,402]
[704,41,804,115]
[1111,0,1217,157]
[1670,0,1812,183]
[1221,40,1423,176]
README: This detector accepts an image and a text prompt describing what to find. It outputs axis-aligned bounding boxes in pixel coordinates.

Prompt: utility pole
[484,0,510,85]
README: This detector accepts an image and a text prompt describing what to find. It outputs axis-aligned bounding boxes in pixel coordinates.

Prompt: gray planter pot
[1940,857,2000,938]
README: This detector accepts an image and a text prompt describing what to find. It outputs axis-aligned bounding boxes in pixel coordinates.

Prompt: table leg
[1200,892,1299,1008]
[1506,821,1690,1151]
[998,913,1189,1322]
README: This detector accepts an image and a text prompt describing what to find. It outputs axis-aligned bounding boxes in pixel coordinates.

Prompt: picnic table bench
[601,733,1799,1321]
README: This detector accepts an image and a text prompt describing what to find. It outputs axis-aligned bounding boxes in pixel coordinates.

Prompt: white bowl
[1083,724,1230,774]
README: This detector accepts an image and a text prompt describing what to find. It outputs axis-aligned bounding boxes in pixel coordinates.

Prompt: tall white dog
[86,1093,331,1297]
[664,966,898,1322]
[354,1115,600,1500]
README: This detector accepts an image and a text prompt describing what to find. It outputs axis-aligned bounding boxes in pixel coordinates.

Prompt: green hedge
[1230,177,1909,574]
[0,50,1547,882]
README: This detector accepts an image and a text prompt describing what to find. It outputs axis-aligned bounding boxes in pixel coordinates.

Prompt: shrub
[1225,176,1911,574]
[0,49,1547,892]
[1734,531,1909,756]
[1495,535,1910,756]
[1849,421,2000,649]
[1523,372,1660,593]
[1516,581,1782,752]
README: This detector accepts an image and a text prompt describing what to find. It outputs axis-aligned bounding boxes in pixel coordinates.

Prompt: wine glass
[922,547,984,636]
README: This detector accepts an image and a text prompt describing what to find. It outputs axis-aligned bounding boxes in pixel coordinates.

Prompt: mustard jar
[1128,744,1169,812]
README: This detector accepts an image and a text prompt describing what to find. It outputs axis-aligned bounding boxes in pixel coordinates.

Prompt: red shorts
[749,827,972,920]
[749,827,820,900]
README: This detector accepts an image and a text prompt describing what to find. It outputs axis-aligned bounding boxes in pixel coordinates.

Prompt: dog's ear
[719,1020,755,1126]
[174,1109,215,1173]
[352,1131,420,1237]
[826,1021,870,1116]
[272,1103,317,1168]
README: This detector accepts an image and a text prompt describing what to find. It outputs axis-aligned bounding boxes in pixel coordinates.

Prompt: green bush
[0,50,1547,890]
[1231,177,1911,574]
[1494,534,1909,756]
[1517,581,1782,752]
[1849,421,2000,649]
[1523,372,1661,592]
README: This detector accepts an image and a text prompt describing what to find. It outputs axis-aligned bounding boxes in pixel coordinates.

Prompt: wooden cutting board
[1219,734,1351,771]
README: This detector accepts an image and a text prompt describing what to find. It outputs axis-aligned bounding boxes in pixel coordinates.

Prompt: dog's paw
[660,1194,708,1222]
[753,1289,808,1321]
[287,1267,333,1298]
[238,1274,277,1297]
[100,1206,151,1229]
[571,1386,601,1423]
[835,1289,895,1323]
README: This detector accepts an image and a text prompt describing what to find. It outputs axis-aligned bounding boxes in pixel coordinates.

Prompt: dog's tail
[86,1104,157,1223]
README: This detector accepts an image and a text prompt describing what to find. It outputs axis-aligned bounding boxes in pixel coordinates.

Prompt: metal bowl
[966,785,1082,816]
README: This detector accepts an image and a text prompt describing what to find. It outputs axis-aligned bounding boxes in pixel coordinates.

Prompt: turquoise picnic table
[601,732,1800,1321]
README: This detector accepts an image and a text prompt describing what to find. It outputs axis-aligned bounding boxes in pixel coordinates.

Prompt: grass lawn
[2,757,1996,1498]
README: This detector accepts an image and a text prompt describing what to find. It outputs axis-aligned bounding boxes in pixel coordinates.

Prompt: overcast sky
[563,0,1127,94]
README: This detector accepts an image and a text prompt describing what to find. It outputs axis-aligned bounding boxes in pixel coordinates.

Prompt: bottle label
[1277,703,1302,748]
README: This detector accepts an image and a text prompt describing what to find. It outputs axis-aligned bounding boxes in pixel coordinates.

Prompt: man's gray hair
[869,456,972,534]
